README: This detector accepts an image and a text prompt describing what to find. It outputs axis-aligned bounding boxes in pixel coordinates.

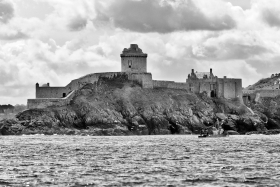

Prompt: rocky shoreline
[0,116,280,136]
[1,75,280,136]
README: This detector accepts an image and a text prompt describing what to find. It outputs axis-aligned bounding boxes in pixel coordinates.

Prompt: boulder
[228,114,239,121]
[216,113,227,120]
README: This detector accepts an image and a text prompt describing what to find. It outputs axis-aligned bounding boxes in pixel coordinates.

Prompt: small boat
[198,134,208,138]
[198,134,228,138]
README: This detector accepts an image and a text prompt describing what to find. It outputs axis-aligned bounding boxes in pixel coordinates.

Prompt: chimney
[224,76,227,79]
[36,83,39,88]
[47,83,50,87]
[210,68,212,73]
[191,69,194,74]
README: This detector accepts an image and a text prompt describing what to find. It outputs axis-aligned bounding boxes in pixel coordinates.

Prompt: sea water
[0,135,279,186]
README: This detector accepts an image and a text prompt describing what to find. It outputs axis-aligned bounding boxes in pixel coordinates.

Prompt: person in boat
[200,129,205,135]
[212,126,218,135]
[200,128,209,136]
[218,120,224,135]
[215,119,220,129]
[206,129,209,136]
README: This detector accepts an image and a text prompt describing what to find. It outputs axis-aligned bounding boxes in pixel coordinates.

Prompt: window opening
[128,60,132,68]
[211,90,216,98]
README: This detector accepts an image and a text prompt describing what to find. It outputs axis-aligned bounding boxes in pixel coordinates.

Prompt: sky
[0,0,280,105]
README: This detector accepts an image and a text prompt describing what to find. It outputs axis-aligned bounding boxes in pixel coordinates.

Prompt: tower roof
[121,44,147,57]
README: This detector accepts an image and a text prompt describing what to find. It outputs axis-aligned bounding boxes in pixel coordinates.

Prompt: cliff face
[247,96,280,130]
[0,74,276,135]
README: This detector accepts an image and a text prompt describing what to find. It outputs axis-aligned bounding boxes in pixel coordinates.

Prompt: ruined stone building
[187,69,242,99]
[28,44,243,108]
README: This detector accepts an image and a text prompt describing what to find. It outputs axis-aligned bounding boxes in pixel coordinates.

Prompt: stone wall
[36,87,68,98]
[121,56,147,73]
[255,90,280,98]
[217,78,242,99]
[66,72,123,91]
[129,73,153,88]
[28,90,76,109]
[243,90,256,95]
[153,80,189,90]
[242,89,280,103]
[36,73,125,99]
[224,81,236,99]
[153,80,174,88]
[186,79,217,97]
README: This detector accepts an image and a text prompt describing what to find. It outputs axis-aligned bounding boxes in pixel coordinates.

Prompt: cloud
[96,0,236,33]
[67,16,88,31]
[0,30,27,40]
[249,0,280,28]
[42,0,96,32]
[191,31,270,60]
[0,0,14,23]
[262,9,280,27]
[247,56,280,76]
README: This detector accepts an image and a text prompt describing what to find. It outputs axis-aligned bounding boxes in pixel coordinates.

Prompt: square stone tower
[120,44,148,73]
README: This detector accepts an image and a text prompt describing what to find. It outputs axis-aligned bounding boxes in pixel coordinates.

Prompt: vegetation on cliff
[0,74,278,135]
[246,74,280,90]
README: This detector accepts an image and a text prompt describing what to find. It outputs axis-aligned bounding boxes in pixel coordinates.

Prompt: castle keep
[28,44,243,109]
[121,44,147,73]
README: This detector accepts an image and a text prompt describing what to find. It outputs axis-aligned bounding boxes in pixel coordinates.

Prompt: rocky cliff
[0,74,278,135]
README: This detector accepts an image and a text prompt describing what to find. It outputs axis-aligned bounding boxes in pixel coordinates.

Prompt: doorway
[211,90,216,98]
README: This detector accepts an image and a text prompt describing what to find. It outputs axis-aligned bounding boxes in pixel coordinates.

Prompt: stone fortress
[27,44,242,109]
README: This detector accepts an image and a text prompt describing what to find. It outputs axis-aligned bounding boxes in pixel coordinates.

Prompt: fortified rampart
[256,90,280,97]
[242,88,280,105]
[243,89,280,98]
[28,44,243,109]
[36,85,68,99]
[28,90,76,109]
[153,80,189,90]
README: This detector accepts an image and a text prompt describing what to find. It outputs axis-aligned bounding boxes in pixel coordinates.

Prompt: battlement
[121,44,148,57]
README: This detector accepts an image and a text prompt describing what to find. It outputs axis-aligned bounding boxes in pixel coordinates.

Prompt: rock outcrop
[0,74,278,135]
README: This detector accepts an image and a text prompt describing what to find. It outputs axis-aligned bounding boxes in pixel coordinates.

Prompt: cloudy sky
[0,0,280,104]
